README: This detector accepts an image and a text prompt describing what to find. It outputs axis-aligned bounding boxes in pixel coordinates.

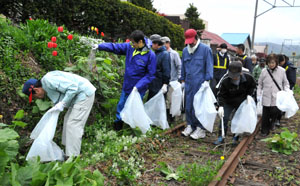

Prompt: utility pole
[251,0,259,54]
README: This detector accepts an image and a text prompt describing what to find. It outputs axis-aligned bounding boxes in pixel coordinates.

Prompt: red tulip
[58,26,63,32]
[101,32,104,37]
[47,42,53,48]
[52,43,58,48]
[29,17,33,21]
[67,34,73,40]
[125,39,130,43]
[51,36,57,42]
[52,51,58,56]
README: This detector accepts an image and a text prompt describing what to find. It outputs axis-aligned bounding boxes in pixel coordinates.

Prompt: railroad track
[162,118,262,186]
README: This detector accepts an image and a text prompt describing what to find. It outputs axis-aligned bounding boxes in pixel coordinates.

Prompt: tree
[184,3,205,30]
[130,0,156,12]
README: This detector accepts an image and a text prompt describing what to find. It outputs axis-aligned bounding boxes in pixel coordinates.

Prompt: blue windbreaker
[97,38,156,94]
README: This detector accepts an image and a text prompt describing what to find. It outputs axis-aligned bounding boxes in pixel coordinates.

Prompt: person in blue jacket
[23,71,96,158]
[92,30,156,130]
[148,34,171,100]
[180,29,214,140]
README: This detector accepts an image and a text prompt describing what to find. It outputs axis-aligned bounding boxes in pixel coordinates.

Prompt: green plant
[262,127,300,155]
[11,110,27,129]
[155,162,182,181]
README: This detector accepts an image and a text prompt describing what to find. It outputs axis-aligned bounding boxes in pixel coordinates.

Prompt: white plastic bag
[26,110,64,162]
[193,82,217,133]
[144,90,169,130]
[231,96,257,134]
[120,88,152,134]
[276,90,299,118]
[169,81,182,117]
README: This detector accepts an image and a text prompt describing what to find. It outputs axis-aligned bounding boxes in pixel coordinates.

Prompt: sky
[152,0,300,45]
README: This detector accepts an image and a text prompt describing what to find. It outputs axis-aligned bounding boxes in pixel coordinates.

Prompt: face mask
[221,49,227,54]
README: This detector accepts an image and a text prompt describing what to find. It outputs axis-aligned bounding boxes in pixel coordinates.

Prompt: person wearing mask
[92,30,156,131]
[180,29,214,139]
[253,58,266,82]
[148,34,171,100]
[236,44,253,73]
[214,61,256,145]
[210,43,230,96]
[22,71,96,158]
[257,54,290,136]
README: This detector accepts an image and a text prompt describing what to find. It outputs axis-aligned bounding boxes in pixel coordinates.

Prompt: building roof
[200,30,236,52]
[221,33,250,45]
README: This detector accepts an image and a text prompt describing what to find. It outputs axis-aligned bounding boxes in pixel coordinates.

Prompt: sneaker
[190,127,206,139]
[113,121,124,131]
[213,136,224,145]
[232,136,239,146]
[182,125,193,136]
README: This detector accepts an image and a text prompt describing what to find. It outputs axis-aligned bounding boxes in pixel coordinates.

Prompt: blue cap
[22,79,38,96]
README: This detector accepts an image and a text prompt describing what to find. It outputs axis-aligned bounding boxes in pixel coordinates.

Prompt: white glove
[202,81,209,87]
[218,106,224,118]
[133,86,138,92]
[257,96,261,103]
[247,96,252,104]
[181,82,185,89]
[161,84,168,94]
[49,102,66,112]
[92,44,98,50]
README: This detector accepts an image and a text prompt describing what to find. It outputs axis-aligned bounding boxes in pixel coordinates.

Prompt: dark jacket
[237,54,253,73]
[213,52,229,80]
[217,72,256,108]
[281,61,296,89]
[148,46,171,93]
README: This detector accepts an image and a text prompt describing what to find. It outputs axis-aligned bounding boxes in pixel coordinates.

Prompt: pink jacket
[257,66,290,107]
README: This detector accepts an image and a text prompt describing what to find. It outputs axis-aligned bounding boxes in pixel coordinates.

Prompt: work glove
[181,82,185,89]
[49,102,66,112]
[202,81,209,87]
[92,44,98,51]
[132,86,138,92]
[161,84,168,94]
[247,95,252,104]
[218,106,224,118]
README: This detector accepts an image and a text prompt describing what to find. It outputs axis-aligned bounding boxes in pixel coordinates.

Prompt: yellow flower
[220,156,225,160]
[0,115,3,119]
[91,26,95,31]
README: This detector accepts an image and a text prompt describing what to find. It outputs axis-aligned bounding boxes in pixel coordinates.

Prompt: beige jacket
[257,66,290,106]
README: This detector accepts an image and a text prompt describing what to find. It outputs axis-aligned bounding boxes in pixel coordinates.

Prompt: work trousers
[62,94,95,156]
[261,106,280,135]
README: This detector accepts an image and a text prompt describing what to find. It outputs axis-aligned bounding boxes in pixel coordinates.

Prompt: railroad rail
[162,118,262,186]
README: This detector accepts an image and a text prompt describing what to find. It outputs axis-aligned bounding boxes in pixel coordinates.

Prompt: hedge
[0,0,185,49]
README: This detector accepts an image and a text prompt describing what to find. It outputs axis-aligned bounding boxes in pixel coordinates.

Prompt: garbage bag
[169,81,182,117]
[231,96,257,134]
[193,82,217,133]
[276,90,299,118]
[120,88,152,134]
[26,110,64,162]
[144,90,169,130]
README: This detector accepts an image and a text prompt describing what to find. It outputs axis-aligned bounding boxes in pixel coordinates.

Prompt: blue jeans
[115,90,145,122]
[218,104,238,137]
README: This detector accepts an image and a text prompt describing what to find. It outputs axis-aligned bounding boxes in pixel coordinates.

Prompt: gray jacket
[168,48,182,81]
[257,66,290,107]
